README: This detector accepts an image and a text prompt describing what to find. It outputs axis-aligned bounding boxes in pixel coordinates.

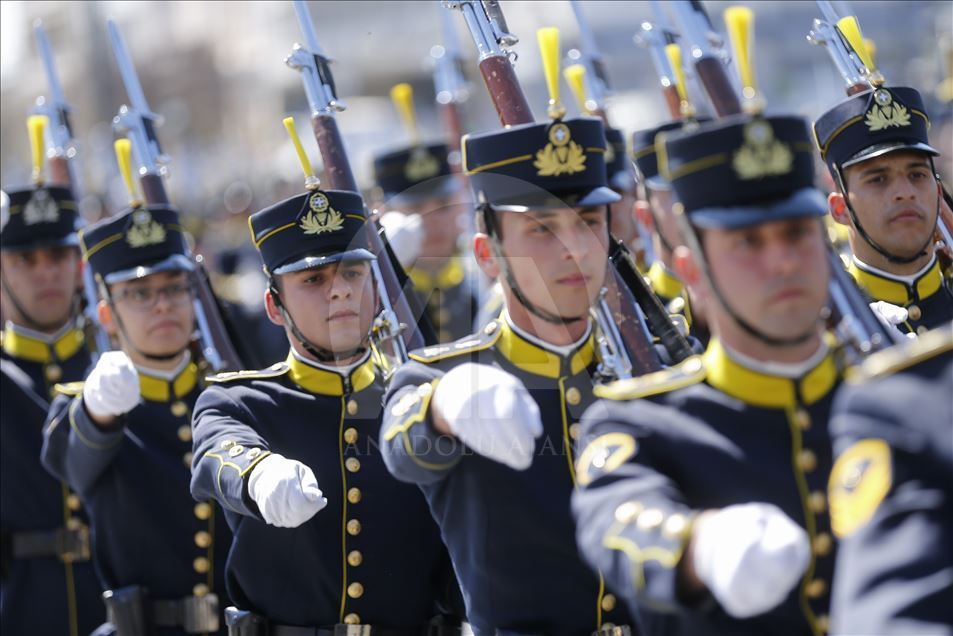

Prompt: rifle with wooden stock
[445,1,664,378]
[107,20,244,372]
[286,0,436,370]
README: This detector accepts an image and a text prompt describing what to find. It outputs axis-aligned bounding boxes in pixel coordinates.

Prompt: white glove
[868,301,917,340]
[379,211,422,269]
[82,351,141,419]
[432,362,543,470]
[247,454,327,528]
[692,502,810,619]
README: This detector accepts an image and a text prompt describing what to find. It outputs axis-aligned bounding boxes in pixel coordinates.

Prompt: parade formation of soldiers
[1,2,951,636]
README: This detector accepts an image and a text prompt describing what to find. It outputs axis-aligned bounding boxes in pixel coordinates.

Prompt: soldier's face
[0,246,81,331]
[608,191,638,248]
[401,194,466,261]
[841,152,940,259]
[646,187,682,252]
[103,270,196,361]
[480,206,609,319]
[267,260,376,359]
[700,218,829,342]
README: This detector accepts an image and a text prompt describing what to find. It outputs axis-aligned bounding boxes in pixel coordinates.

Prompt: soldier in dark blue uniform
[815,85,953,335]
[373,84,478,344]
[572,114,842,635]
[379,108,637,633]
[190,186,459,634]
[630,122,707,344]
[827,324,953,634]
[0,183,104,636]
[41,204,230,635]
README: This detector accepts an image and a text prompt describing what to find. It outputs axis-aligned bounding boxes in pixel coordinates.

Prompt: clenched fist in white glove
[247,454,327,528]
[432,362,543,470]
[868,301,916,339]
[692,502,810,619]
[82,351,141,420]
[379,211,423,270]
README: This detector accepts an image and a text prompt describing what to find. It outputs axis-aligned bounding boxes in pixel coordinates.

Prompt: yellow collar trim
[1,322,85,364]
[287,352,377,395]
[703,339,839,408]
[496,320,594,379]
[848,257,942,306]
[647,262,684,301]
[409,258,465,290]
[138,362,199,402]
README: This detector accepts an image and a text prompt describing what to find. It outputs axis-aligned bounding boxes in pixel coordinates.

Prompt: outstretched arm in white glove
[430,362,543,470]
[684,502,811,618]
[247,453,327,528]
[82,351,141,427]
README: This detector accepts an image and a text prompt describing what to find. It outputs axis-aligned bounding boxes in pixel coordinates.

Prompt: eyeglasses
[113,282,196,311]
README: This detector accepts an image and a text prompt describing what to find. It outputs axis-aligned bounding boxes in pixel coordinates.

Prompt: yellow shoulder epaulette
[53,381,85,397]
[205,361,289,384]
[594,355,706,401]
[409,320,502,364]
[846,324,953,384]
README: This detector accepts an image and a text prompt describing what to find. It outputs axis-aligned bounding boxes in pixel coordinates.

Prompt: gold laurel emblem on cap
[534,122,587,177]
[865,89,911,132]
[404,147,440,182]
[23,189,60,226]
[126,209,167,248]
[300,191,344,235]
[732,120,794,180]
[828,438,892,538]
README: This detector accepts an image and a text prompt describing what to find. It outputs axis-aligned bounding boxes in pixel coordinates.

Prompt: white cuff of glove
[82,351,141,419]
[692,502,811,619]
[247,453,327,528]
[432,362,543,470]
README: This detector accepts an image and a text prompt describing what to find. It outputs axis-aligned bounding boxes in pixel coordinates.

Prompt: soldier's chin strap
[0,272,82,333]
[833,161,940,265]
[267,280,367,364]
[480,202,589,327]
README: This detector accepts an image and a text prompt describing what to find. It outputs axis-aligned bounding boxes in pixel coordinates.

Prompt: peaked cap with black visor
[80,205,196,362]
[463,116,619,324]
[814,85,941,264]
[248,188,376,362]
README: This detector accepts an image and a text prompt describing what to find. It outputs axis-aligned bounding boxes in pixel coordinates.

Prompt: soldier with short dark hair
[0,178,104,635]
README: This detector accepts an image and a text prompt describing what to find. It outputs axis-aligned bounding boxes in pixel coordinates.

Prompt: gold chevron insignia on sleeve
[576,432,638,486]
[829,438,892,538]
[53,381,85,397]
[594,355,706,401]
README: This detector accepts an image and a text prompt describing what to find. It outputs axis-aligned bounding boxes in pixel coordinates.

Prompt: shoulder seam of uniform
[593,355,706,401]
[408,324,502,364]
[847,324,953,384]
[205,362,289,384]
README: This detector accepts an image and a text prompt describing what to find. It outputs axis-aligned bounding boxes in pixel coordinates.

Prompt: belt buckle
[183,593,220,633]
[57,523,91,563]
[592,626,631,636]
[334,626,372,636]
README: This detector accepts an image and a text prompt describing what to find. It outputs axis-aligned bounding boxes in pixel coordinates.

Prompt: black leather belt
[2,523,91,562]
[152,595,221,632]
